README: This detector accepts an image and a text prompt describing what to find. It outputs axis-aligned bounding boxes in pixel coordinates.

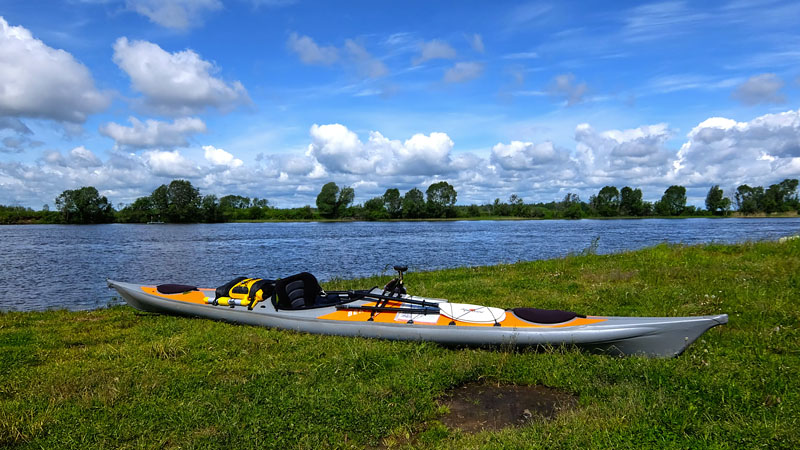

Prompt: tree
[591,186,620,217]
[383,188,402,218]
[337,186,354,217]
[315,182,354,218]
[425,181,457,218]
[705,185,731,216]
[560,193,583,219]
[165,179,201,222]
[220,195,251,210]
[402,188,425,218]
[735,184,763,214]
[619,187,644,216]
[363,196,387,220]
[118,196,154,223]
[492,198,510,216]
[316,182,339,218]
[201,195,223,223]
[762,179,800,213]
[658,185,687,216]
[150,184,169,217]
[779,179,799,209]
[509,194,527,217]
[55,186,115,224]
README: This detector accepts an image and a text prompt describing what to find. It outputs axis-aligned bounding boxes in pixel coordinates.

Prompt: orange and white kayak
[107,274,727,358]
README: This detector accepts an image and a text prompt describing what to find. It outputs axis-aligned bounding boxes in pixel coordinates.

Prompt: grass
[2,240,799,449]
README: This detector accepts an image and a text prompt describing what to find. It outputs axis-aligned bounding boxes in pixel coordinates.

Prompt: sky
[1,0,799,209]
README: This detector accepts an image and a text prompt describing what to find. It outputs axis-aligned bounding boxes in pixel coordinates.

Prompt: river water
[1,218,798,311]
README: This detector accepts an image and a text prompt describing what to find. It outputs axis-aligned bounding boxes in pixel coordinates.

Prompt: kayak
[107,270,727,358]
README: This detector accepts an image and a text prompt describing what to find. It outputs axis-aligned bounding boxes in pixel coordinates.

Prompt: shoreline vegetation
[2,240,798,448]
[2,179,798,225]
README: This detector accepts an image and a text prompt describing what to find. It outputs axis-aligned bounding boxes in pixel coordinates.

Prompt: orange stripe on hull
[141,286,214,304]
[316,304,606,328]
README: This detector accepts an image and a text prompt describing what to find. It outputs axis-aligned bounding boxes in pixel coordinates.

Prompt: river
[1,218,798,311]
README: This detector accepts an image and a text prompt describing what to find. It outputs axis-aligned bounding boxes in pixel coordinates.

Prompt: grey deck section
[108,280,727,358]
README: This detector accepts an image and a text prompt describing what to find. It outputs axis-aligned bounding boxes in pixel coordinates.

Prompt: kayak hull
[107,280,727,358]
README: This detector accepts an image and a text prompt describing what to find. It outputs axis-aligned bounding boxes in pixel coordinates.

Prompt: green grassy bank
[2,240,799,449]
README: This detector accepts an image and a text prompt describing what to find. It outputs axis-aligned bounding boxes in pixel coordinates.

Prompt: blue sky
[1,0,799,208]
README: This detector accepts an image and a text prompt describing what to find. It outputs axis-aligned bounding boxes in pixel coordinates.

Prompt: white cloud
[470,33,484,53]
[622,2,707,42]
[549,73,588,106]
[731,73,785,105]
[443,62,484,83]
[0,17,110,123]
[125,0,222,30]
[112,37,249,115]
[502,51,539,60]
[100,116,206,148]
[574,123,675,186]
[287,32,339,66]
[203,145,243,168]
[344,39,388,78]
[307,123,457,176]
[69,146,103,168]
[676,109,800,186]
[490,141,569,171]
[413,39,457,65]
[144,149,200,177]
[3,110,800,209]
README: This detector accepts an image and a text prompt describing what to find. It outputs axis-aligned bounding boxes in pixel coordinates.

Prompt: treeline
[580,180,799,218]
[1,178,797,225]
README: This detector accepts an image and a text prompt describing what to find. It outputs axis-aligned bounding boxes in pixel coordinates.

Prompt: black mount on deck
[393,265,408,282]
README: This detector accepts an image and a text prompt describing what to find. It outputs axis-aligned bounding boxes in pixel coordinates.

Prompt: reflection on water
[1,218,798,311]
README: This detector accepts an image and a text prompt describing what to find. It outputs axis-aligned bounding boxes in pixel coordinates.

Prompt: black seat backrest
[274,272,323,310]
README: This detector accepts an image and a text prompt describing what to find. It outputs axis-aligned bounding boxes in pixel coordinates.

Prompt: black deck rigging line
[335,305,440,315]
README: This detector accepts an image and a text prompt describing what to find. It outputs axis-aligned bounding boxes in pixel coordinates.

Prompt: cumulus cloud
[344,39,388,78]
[413,39,457,65]
[112,37,249,115]
[100,116,207,148]
[68,146,103,168]
[307,123,457,176]
[574,123,675,187]
[443,62,484,83]
[144,149,200,177]
[287,32,339,65]
[125,0,222,30]
[490,141,569,171]
[203,144,243,168]
[549,73,588,106]
[0,17,110,123]
[4,110,800,209]
[731,73,785,105]
[676,109,800,185]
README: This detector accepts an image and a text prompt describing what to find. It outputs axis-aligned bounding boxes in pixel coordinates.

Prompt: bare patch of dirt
[439,383,578,433]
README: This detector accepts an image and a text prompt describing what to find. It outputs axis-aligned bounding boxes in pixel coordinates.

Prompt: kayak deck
[108,279,728,358]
